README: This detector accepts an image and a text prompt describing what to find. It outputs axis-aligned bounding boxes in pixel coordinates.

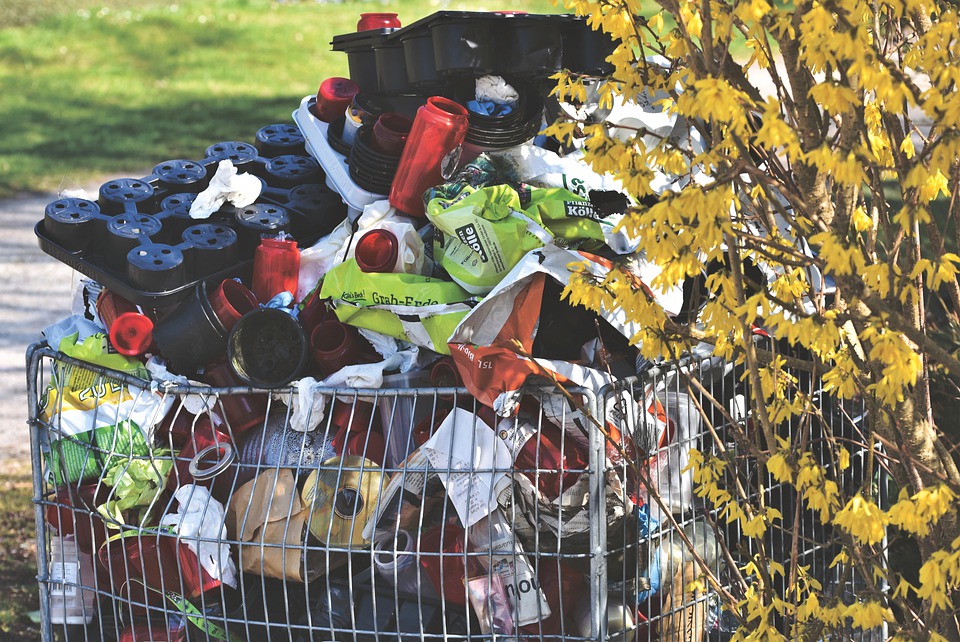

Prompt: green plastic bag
[41,332,166,485]
[47,420,153,486]
[426,185,552,295]
[523,187,607,251]
[319,259,477,355]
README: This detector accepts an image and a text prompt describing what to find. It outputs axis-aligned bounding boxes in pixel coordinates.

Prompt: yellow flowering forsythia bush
[550,0,960,637]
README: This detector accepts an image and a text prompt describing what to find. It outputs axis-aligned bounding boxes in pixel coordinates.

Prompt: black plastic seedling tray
[36,124,347,309]
[331,11,615,98]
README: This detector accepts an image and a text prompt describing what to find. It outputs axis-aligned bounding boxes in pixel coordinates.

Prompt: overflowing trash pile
[29,10,779,642]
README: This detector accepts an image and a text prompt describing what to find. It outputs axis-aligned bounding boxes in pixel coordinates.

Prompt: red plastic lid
[110,312,154,356]
[260,236,298,250]
[355,229,399,273]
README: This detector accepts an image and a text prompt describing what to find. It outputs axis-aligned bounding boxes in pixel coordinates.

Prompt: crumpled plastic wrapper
[189,160,262,219]
[160,485,238,588]
[288,352,407,433]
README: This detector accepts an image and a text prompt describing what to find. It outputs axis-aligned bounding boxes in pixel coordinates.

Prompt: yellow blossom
[833,493,889,545]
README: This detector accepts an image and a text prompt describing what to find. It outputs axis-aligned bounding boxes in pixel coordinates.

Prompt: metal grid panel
[27,342,877,642]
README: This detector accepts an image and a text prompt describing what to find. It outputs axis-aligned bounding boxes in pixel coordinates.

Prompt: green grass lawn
[0,0,561,198]
[0,460,41,642]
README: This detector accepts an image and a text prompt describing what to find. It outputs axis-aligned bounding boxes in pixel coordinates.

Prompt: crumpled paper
[189,160,262,219]
[159,485,238,588]
[475,75,519,105]
[227,469,316,582]
[146,357,216,416]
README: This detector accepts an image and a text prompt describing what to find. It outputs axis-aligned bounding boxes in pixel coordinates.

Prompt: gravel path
[0,192,76,462]
[0,178,138,463]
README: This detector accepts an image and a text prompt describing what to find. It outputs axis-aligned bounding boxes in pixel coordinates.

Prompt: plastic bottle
[49,536,96,625]
[252,233,300,304]
[468,509,551,628]
[389,97,469,217]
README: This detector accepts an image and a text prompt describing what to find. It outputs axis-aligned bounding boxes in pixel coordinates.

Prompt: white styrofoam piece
[293,95,387,219]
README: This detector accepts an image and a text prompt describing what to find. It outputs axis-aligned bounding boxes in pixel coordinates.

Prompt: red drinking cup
[370,112,413,156]
[203,360,269,437]
[418,519,468,606]
[46,483,110,554]
[207,278,259,333]
[168,417,236,504]
[316,77,361,123]
[310,318,364,378]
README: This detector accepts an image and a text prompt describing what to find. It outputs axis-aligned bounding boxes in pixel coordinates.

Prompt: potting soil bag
[320,259,477,355]
[40,332,171,484]
[522,187,607,251]
[426,185,552,295]
[447,244,682,413]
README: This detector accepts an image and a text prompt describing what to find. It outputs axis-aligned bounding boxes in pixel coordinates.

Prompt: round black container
[327,117,353,156]
[181,223,239,277]
[466,97,544,148]
[232,204,291,255]
[288,183,329,211]
[332,30,397,94]
[126,243,187,294]
[152,159,208,193]
[43,198,100,252]
[431,17,495,75]
[348,126,400,193]
[561,18,616,75]
[498,17,563,77]
[153,280,228,375]
[204,141,260,169]
[98,178,156,216]
[227,308,308,388]
[255,124,306,158]
[158,193,198,242]
[374,41,410,94]
[401,33,442,87]
[263,155,322,189]
[104,214,163,271]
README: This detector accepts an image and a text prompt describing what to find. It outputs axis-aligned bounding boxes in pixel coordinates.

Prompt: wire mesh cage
[27,340,880,642]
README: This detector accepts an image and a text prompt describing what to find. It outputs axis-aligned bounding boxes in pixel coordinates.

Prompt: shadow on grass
[1,93,307,198]
[0,462,40,642]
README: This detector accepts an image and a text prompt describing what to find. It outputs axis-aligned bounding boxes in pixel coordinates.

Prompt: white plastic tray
[293,95,387,219]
